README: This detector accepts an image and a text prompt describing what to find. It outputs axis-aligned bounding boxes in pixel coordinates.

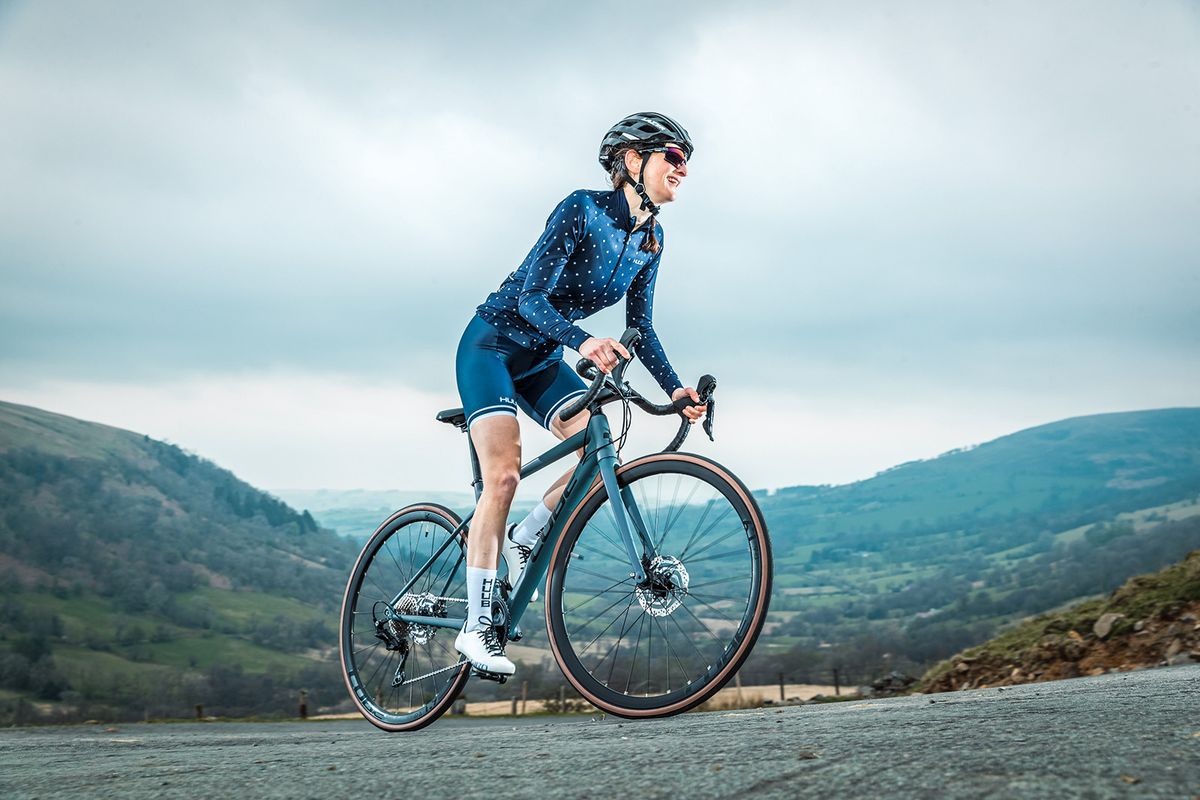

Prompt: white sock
[512,501,553,547]
[465,566,497,632]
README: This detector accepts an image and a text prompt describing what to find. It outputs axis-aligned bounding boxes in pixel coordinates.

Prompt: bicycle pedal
[508,624,523,642]
[472,668,508,684]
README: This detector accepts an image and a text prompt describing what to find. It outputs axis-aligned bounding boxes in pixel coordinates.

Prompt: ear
[623,149,643,174]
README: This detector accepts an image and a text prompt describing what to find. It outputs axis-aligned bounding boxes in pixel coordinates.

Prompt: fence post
[779,672,785,702]
[833,668,840,696]
[195,704,203,720]
[299,690,308,720]
[511,697,518,716]
[559,685,566,712]
[521,681,528,715]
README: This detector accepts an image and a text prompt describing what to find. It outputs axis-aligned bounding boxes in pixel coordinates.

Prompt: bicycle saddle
[435,408,468,431]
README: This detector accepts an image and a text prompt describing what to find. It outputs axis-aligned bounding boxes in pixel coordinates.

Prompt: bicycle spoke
[683,548,750,567]
[679,506,735,561]
[565,578,636,615]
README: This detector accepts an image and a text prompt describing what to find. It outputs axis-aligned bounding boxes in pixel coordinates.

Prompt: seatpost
[467,434,483,502]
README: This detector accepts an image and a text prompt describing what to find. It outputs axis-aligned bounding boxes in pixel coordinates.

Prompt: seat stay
[388,511,473,607]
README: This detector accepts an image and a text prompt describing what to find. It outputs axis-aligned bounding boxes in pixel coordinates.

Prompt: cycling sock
[512,501,552,547]
[465,566,497,633]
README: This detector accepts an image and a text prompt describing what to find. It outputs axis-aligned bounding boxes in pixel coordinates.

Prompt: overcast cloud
[1,1,1197,494]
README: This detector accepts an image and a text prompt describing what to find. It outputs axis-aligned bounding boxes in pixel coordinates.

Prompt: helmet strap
[632,153,661,216]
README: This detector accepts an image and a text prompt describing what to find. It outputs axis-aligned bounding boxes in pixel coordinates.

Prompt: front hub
[635,555,689,617]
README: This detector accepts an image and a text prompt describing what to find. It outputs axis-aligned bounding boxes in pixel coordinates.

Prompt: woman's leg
[466,414,522,570]
[542,409,590,509]
[454,413,521,675]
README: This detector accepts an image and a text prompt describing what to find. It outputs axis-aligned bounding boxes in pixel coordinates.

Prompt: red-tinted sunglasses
[645,146,688,169]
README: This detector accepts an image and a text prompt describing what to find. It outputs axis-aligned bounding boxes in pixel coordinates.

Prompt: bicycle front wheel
[545,453,771,717]
[339,503,471,732]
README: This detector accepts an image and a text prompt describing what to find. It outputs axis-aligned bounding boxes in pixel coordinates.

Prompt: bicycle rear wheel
[339,503,470,731]
[545,453,771,717]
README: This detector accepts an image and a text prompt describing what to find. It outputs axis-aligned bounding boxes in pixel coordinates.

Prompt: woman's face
[626,144,688,206]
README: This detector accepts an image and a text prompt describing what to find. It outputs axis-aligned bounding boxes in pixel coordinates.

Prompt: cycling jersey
[476,189,683,396]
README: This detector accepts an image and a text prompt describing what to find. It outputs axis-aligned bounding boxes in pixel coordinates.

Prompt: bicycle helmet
[598,112,694,171]
[598,112,693,217]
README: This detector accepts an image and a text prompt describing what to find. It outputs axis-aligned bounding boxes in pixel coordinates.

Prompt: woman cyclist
[454,112,706,675]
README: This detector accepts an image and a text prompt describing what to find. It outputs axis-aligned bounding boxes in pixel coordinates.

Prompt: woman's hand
[580,337,631,374]
[672,387,707,423]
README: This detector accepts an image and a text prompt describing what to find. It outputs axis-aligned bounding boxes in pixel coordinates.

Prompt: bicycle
[338,328,772,731]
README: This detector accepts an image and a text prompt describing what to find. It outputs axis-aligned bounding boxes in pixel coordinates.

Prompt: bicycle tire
[545,452,771,717]
[339,503,471,731]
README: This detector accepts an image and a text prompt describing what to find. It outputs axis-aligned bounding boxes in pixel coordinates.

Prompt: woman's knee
[483,468,520,501]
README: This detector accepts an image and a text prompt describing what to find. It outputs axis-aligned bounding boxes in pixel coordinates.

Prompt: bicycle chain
[401,660,467,686]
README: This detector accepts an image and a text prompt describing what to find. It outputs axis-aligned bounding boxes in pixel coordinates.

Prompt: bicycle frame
[389,406,657,633]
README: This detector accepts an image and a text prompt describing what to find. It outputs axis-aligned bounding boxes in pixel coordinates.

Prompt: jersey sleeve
[626,243,683,396]
[516,193,593,351]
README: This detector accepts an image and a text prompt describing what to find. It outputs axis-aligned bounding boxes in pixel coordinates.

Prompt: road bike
[338,329,772,731]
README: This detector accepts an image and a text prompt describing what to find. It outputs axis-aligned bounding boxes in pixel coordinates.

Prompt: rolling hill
[2,400,1199,722]
[0,400,360,722]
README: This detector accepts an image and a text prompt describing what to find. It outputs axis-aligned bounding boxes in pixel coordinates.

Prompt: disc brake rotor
[636,555,689,617]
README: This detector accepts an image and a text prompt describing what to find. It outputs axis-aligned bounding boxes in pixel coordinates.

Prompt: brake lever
[696,374,717,442]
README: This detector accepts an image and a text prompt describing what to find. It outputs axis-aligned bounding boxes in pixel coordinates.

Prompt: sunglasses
[644,146,688,169]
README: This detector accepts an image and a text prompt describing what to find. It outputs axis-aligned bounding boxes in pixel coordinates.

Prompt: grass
[917,550,1200,690]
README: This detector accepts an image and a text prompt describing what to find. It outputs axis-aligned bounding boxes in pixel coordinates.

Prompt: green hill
[738,408,1200,687]
[3,400,1200,722]
[0,401,360,723]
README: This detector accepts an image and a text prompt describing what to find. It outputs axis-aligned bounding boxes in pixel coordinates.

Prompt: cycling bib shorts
[455,315,588,430]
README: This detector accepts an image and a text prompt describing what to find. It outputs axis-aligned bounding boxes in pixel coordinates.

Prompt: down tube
[507,450,599,630]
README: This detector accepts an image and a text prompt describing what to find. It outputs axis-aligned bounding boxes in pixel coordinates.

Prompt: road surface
[2,665,1197,799]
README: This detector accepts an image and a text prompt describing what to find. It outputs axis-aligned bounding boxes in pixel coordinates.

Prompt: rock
[1067,630,1084,642]
[1088,667,1106,676]
[1093,613,1124,639]
[955,662,969,674]
[1133,619,1146,632]
[1010,667,1023,680]
[1166,653,1192,666]
[1061,641,1087,661]
[1165,638,1183,658]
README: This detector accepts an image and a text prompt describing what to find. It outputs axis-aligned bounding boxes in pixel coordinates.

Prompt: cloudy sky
[1,0,1197,497]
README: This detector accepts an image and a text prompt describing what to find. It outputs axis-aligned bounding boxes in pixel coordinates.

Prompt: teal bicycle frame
[387,407,655,634]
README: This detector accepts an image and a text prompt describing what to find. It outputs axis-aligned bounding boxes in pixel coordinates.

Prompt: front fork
[593,417,658,583]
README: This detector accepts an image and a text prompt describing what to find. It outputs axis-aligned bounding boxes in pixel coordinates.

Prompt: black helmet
[598,111,694,172]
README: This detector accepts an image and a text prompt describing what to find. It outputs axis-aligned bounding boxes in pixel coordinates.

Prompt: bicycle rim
[546,453,771,717]
[339,504,470,731]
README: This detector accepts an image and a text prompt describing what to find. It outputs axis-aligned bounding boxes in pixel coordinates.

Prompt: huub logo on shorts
[500,396,517,406]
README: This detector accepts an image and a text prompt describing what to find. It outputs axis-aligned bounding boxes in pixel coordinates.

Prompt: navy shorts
[455,315,588,429]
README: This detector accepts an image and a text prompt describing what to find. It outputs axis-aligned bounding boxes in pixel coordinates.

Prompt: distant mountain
[270,487,530,541]
[738,408,1200,689]
[760,407,1200,549]
[0,400,360,722]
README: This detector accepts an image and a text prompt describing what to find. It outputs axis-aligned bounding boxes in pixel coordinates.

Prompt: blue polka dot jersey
[476,188,683,397]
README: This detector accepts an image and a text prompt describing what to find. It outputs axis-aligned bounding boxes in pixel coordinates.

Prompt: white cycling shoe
[455,626,516,676]
[502,524,538,602]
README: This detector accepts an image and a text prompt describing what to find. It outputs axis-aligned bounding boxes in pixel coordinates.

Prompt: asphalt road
[3,665,1198,799]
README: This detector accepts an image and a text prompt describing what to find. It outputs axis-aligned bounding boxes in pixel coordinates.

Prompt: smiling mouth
[666,176,680,188]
